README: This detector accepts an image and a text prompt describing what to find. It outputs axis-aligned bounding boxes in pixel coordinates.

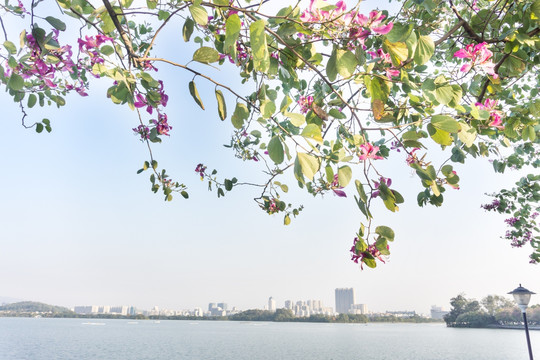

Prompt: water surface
[1,318,539,359]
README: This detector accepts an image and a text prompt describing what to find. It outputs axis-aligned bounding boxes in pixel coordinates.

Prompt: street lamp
[508,284,536,360]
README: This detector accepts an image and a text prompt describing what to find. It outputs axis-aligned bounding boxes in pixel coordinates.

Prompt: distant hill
[0,301,73,314]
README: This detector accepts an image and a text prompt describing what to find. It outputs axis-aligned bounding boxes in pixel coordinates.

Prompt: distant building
[284,300,293,310]
[74,306,98,314]
[268,297,276,312]
[430,306,449,320]
[193,307,203,317]
[335,288,355,314]
[208,302,227,316]
[350,304,368,315]
[386,310,416,317]
[110,306,128,315]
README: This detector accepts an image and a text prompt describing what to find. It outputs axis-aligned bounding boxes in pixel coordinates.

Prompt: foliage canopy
[1,0,539,267]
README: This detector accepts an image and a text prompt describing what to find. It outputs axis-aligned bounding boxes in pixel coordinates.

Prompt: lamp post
[508,284,536,360]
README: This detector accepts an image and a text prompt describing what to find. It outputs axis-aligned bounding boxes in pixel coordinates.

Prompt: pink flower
[371,177,392,198]
[386,68,400,79]
[406,148,420,165]
[298,95,314,114]
[153,113,171,136]
[331,174,347,197]
[333,189,347,197]
[454,42,498,79]
[359,143,383,160]
[475,98,504,129]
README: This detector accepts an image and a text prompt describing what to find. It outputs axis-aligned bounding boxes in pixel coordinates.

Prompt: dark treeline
[227,309,368,323]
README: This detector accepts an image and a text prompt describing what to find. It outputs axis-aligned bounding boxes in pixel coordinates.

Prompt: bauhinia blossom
[331,174,347,198]
[475,98,504,129]
[359,143,383,160]
[298,95,314,114]
[367,48,400,79]
[454,42,498,79]
[299,0,393,47]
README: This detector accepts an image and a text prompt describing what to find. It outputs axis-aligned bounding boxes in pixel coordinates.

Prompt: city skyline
[0,288,505,318]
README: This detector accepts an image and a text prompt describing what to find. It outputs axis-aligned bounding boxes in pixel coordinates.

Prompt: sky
[0,0,538,316]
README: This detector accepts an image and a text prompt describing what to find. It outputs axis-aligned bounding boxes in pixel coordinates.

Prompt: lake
[1,318,539,359]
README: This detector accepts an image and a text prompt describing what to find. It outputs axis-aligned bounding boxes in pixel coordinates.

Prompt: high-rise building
[284,300,293,310]
[268,297,276,312]
[335,288,355,314]
[350,304,368,314]
[430,306,449,319]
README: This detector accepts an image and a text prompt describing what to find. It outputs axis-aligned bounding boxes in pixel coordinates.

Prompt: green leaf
[386,23,413,43]
[189,5,208,26]
[213,0,229,5]
[326,50,338,82]
[405,31,418,59]
[285,112,305,127]
[329,108,346,119]
[27,94,37,108]
[158,10,170,20]
[36,123,44,133]
[183,18,195,42]
[458,122,477,147]
[7,73,24,91]
[193,47,220,64]
[181,191,189,199]
[188,81,205,110]
[224,14,241,55]
[45,16,66,31]
[99,11,116,34]
[231,102,249,129]
[363,256,377,268]
[451,146,465,163]
[301,124,323,144]
[100,45,114,56]
[430,115,460,133]
[260,100,276,119]
[337,166,352,187]
[224,179,233,191]
[522,125,536,141]
[532,0,540,20]
[146,0,158,9]
[414,35,434,65]
[297,153,319,180]
[268,136,284,164]
[427,124,453,146]
[369,76,390,104]
[384,39,408,66]
[215,90,226,120]
[335,49,357,78]
[502,55,525,77]
[284,215,291,225]
[355,179,368,203]
[435,85,456,105]
[250,20,270,72]
[325,166,334,183]
[3,41,16,54]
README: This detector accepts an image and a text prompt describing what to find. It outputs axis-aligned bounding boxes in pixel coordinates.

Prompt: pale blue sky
[0,0,538,315]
